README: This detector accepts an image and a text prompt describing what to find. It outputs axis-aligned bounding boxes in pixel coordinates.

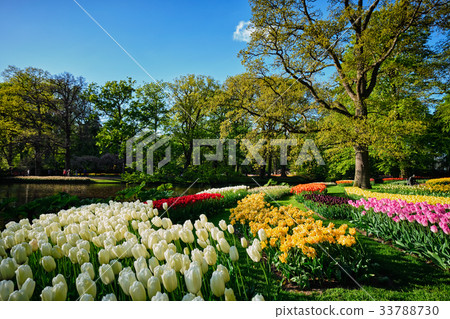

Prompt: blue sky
[0,0,252,85]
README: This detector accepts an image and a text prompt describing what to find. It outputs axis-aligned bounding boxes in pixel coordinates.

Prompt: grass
[220,192,450,301]
[90,178,122,184]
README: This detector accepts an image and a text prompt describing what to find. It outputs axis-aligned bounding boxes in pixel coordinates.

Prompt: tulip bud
[52,281,67,301]
[161,218,172,229]
[40,286,54,301]
[184,263,202,294]
[137,268,152,285]
[98,249,110,265]
[99,264,115,285]
[218,238,230,254]
[40,242,52,256]
[15,264,33,288]
[151,291,169,301]
[102,293,117,301]
[179,228,195,244]
[0,280,14,301]
[52,274,66,287]
[68,247,79,264]
[240,237,248,248]
[147,276,161,299]
[118,267,136,296]
[79,293,94,301]
[169,253,183,272]
[252,293,265,301]
[20,277,35,300]
[227,224,234,234]
[229,246,239,261]
[151,216,162,228]
[129,281,147,301]
[219,220,227,231]
[258,229,267,242]
[109,259,123,275]
[0,246,6,258]
[76,272,96,298]
[203,245,217,266]
[210,270,225,297]
[8,289,28,301]
[217,264,230,283]
[77,248,90,265]
[131,244,149,259]
[51,246,64,259]
[182,293,196,301]
[161,267,177,293]
[162,202,168,211]
[196,229,208,242]
[225,287,236,301]
[153,240,168,261]
[181,219,192,230]
[12,245,28,264]
[148,257,159,273]
[81,262,95,280]
[41,256,57,273]
[246,245,261,262]
[29,239,39,252]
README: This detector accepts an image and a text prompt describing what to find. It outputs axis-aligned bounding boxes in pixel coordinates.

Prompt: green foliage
[114,181,174,202]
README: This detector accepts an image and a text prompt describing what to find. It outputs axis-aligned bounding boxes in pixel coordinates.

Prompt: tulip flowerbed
[197,185,249,194]
[349,197,450,269]
[149,193,225,223]
[335,180,354,187]
[290,183,327,195]
[295,193,352,219]
[248,185,291,200]
[376,184,450,198]
[230,193,371,288]
[345,187,450,205]
[0,201,269,301]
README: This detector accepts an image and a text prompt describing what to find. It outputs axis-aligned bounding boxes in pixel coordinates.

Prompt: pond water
[0,182,209,229]
[0,183,208,206]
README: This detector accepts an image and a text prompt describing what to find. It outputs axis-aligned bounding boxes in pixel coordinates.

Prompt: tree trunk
[353,145,371,189]
[280,165,287,177]
[65,132,71,170]
[267,152,272,177]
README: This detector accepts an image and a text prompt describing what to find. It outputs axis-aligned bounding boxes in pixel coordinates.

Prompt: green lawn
[214,193,450,301]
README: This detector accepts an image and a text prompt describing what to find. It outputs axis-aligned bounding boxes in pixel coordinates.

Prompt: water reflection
[0,183,208,229]
[0,183,207,206]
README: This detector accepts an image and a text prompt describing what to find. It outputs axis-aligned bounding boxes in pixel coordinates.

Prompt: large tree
[240,0,446,188]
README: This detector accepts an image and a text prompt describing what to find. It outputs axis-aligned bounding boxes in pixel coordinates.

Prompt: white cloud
[233,21,255,42]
